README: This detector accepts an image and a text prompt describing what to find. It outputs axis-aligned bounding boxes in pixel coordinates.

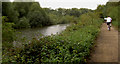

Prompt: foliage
[13,2,33,18]
[44,8,92,25]
[2,1,105,63]
[96,2,120,31]
[15,17,30,28]
[2,16,15,42]
[99,2,120,30]
[2,2,19,23]
[2,16,15,56]
[2,2,51,29]
[58,15,76,24]
[55,8,93,17]
[95,5,105,18]
[3,12,103,63]
[2,2,93,29]
[27,2,51,28]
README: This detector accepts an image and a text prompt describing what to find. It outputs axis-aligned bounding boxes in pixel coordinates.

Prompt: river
[15,24,69,42]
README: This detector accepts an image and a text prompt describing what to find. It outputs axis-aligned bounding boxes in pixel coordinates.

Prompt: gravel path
[89,23,118,62]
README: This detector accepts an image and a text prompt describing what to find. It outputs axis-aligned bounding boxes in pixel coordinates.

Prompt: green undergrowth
[112,21,118,30]
[2,12,103,63]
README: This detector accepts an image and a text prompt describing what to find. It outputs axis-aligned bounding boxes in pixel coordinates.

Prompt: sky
[10,0,109,10]
[35,0,109,10]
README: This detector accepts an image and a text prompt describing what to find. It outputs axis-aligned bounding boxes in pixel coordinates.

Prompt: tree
[15,17,30,28]
[27,2,51,27]
[2,2,19,23]
[2,16,15,42]
[95,5,105,18]
[13,2,33,18]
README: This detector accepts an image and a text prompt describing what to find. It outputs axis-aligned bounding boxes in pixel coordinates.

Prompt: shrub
[15,17,30,29]
[2,16,15,42]
[4,12,103,63]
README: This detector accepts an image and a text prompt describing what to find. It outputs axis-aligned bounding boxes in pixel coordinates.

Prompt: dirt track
[89,23,118,62]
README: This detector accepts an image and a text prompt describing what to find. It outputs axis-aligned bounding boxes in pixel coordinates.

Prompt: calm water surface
[16,24,69,41]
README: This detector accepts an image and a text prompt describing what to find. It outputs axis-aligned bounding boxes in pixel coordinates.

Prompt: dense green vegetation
[2,12,103,63]
[105,2,120,31]
[2,1,119,64]
[43,8,93,24]
[96,2,120,30]
[2,2,97,63]
[2,2,51,28]
[2,2,91,29]
[2,2,92,45]
[2,16,15,42]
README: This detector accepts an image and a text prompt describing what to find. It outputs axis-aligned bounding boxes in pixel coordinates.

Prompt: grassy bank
[2,12,103,63]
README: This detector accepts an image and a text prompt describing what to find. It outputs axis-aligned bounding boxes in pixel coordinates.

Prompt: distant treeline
[2,2,93,29]
[43,8,93,24]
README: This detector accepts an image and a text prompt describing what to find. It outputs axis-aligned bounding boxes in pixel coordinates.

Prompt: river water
[16,24,69,41]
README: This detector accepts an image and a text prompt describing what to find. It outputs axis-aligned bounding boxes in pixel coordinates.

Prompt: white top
[104,17,112,22]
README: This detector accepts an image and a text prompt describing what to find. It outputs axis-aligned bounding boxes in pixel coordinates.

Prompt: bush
[58,15,76,24]
[2,16,15,59]
[3,12,103,63]
[2,16,15,42]
[15,17,30,29]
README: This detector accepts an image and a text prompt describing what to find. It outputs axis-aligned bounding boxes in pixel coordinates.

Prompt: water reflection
[16,24,69,40]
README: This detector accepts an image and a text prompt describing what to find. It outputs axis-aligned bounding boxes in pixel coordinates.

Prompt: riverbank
[12,24,69,48]
[2,12,103,63]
